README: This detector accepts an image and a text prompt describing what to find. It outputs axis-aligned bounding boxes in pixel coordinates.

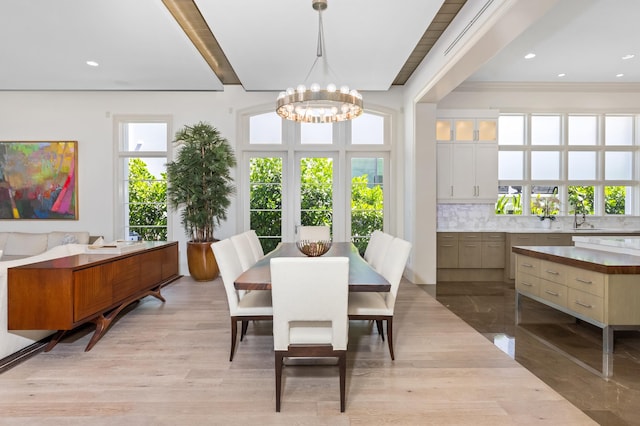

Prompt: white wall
[0,87,405,275]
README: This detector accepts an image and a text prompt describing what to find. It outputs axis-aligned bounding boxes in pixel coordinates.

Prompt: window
[115,117,170,240]
[241,110,390,253]
[497,113,637,216]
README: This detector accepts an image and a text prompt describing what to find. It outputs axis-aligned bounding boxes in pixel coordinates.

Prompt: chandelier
[276,0,363,124]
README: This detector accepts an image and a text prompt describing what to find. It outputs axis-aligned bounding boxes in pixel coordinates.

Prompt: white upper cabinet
[436,110,499,203]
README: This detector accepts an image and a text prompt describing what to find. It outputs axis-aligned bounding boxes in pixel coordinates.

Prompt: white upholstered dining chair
[365,230,394,273]
[230,232,257,271]
[246,229,264,259]
[211,238,272,361]
[298,225,331,241]
[348,236,411,360]
[270,256,349,412]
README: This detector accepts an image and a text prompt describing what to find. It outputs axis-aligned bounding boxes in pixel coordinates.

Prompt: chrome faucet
[573,200,587,229]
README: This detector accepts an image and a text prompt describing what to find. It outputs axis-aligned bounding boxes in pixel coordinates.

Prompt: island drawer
[568,288,604,323]
[566,267,605,298]
[539,280,567,308]
[516,255,540,276]
[516,271,540,297]
[540,260,567,285]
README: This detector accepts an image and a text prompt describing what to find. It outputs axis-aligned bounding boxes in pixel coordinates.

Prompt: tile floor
[427,281,640,426]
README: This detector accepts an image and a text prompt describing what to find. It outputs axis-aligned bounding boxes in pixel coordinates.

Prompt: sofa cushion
[47,231,90,250]
[4,232,49,256]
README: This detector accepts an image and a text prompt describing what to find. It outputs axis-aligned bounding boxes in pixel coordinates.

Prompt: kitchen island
[512,242,640,357]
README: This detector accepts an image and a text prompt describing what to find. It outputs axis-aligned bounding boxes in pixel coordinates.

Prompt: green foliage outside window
[249,157,384,255]
[128,158,167,240]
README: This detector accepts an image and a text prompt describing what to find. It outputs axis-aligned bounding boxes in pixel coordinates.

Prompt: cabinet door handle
[464,243,479,247]
[521,263,534,268]
[521,281,533,287]
[487,244,502,247]
[441,244,455,247]
[574,300,593,309]
[450,185,453,196]
[575,278,593,284]
[488,235,502,239]
[544,290,560,296]
[545,270,560,275]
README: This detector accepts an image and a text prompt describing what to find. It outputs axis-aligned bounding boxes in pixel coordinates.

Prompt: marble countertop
[438,228,640,234]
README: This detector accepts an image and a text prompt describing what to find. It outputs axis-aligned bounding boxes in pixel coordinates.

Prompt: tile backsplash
[437,204,640,231]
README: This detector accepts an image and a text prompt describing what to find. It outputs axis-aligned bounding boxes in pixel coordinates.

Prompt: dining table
[234,242,390,292]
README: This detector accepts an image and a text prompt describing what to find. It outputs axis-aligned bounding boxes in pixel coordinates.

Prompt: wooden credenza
[8,241,180,352]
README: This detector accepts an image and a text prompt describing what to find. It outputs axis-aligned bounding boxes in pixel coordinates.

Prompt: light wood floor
[0,276,596,425]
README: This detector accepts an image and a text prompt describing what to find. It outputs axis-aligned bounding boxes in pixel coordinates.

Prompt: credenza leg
[45,330,67,352]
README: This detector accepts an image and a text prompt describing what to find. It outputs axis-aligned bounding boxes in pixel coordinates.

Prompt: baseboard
[0,340,48,374]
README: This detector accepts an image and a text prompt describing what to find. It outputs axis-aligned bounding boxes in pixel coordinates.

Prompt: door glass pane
[352,113,384,145]
[300,157,333,229]
[124,157,167,241]
[301,122,332,144]
[531,115,561,145]
[568,152,596,180]
[498,115,524,145]
[249,112,282,144]
[249,157,282,253]
[498,151,523,180]
[568,116,597,145]
[455,120,474,141]
[351,157,384,254]
[605,152,632,180]
[605,116,633,145]
[605,186,628,215]
[531,151,560,179]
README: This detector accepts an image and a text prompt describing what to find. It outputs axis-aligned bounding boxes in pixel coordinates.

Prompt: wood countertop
[512,245,640,274]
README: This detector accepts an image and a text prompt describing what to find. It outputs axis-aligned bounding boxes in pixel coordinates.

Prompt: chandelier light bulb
[340,85,349,94]
[326,83,337,92]
[310,83,320,92]
[296,84,306,93]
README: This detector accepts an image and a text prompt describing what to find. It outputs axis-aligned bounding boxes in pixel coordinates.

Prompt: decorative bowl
[296,239,332,257]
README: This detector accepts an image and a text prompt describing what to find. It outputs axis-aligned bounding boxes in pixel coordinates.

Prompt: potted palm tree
[166,121,236,281]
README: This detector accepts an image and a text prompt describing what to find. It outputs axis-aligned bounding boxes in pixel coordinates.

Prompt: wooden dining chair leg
[275,351,285,412]
[338,351,346,412]
[240,320,249,341]
[375,320,384,340]
[230,318,238,362]
[386,317,395,360]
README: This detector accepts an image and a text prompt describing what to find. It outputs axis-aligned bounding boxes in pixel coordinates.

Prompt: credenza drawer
[516,271,540,297]
[539,280,567,307]
[566,267,605,298]
[568,288,604,323]
[540,260,566,285]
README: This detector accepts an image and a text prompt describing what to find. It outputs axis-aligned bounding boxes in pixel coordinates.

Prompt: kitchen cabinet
[437,232,505,269]
[437,143,498,203]
[436,232,459,268]
[436,118,497,142]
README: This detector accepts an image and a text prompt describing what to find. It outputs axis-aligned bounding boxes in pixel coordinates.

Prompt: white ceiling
[1,0,638,92]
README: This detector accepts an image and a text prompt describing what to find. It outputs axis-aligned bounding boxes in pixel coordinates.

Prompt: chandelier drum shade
[276,0,363,124]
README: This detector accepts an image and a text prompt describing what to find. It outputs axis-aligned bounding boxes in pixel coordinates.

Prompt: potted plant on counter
[166,121,236,281]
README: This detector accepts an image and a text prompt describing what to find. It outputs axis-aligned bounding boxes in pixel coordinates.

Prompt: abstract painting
[0,141,78,220]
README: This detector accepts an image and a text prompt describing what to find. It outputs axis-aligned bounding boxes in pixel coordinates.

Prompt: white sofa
[0,231,90,258]
[0,232,91,362]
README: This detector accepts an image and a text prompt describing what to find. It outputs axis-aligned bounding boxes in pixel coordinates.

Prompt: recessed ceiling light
[524,53,536,59]
[616,73,624,78]
[622,54,635,60]
[86,60,99,67]
[557,73,566,77]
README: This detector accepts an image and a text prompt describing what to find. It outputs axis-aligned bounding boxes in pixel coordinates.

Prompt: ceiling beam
[162,0,241,85]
